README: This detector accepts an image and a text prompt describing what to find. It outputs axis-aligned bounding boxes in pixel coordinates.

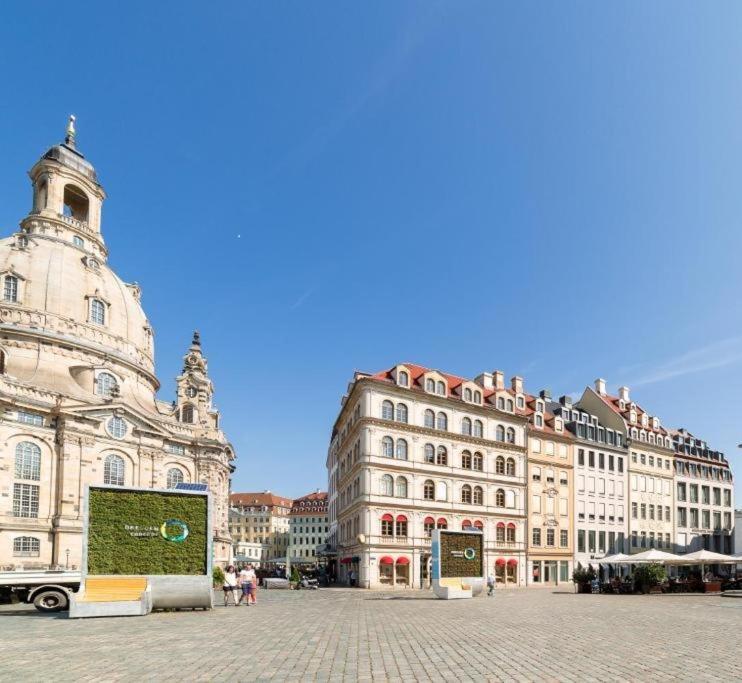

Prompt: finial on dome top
[65,114,76,148]
[192,330,201,346]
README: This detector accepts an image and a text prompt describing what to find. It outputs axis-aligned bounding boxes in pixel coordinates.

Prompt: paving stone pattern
[1,587,740,681]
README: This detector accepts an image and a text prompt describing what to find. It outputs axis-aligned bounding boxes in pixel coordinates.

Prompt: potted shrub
[212,565,225,589]
[633,563,666,594]
[572,564,596,593]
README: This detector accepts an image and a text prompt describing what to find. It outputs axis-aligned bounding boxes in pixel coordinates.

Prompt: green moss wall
[87,488,208,575]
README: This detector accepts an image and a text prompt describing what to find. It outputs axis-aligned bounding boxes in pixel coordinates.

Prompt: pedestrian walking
[223,565,238,606]
[239,563,257,605]
[487,572,496,596]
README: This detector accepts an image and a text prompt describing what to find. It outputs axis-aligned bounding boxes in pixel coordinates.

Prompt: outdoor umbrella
[663,549,738,565]
[597,553,630,564]
[622,549,682,564]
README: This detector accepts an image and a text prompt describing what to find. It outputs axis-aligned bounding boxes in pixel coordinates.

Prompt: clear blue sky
[1,2,741,501]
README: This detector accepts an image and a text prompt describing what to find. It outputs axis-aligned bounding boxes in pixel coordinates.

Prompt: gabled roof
[231,492,293,509]
[595,392,668,436]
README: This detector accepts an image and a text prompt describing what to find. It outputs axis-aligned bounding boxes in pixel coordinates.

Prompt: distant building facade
[229,491,292,563]
[288,491,329,566]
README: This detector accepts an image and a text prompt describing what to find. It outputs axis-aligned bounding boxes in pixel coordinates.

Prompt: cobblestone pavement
[1,587,741,681]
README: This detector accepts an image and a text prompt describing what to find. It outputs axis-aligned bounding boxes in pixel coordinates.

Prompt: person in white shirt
[238,564,258,605]
[222,565,238,606]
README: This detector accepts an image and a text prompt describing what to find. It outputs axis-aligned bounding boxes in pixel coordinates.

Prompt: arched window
[395,476,408,498]
[473,452,483,471]
[506,458,516,476]
[506,427,516,444]
[495,488,505,507]
[382,437,394,457]
[381,400,394,420]
[181,404,195,424]
[473,519,484,531]
[63,184,89,221]
[3,275,18,302]
[473,486,483,505]
[395,514,408,537]
[496,425,505,442]
[495,455,505,474]
[461,417,472,436]
[436,381,446,396]
[436,481,448,501]
[507,399,514,412]
[426,378,435,393]
[103,453,125,486]
[461,484,472,504]
[381,474,394,496]
[461,450,472,469]
[424,444,435,463]
[395,439,408,460]
[395,403,408,423]
[507,523,516,542]
[436,446,447,466]
[381,513,393,536]
[166,468,185,489]
[424,409,435,428]
[13,536,40,557]
[462,519,473,530]
[436,517,448,529]
[473,420,483,438]
[424,516,435,535]
[436,412,448,431]
[96,372,118,397]
[497,397,505,410]
[474,391,481,403]
[15,442,41,480]
[423,480,435,500]
[398,371,409,387]
[496,522,506,542]
[464,388,472,401]
[90,298,106,325]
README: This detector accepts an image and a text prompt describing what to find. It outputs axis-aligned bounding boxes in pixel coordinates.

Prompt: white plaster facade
[0,122,235,569]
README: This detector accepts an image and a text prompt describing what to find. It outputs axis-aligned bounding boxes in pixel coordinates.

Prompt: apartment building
[556,391,629,568]
[288,491,329,566]
[671,429,734,554]
[526,390,574,586]
[327,364,529,589]
[229,491,293,563]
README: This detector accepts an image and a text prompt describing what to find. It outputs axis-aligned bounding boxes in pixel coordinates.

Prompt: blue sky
[1,2,741,501]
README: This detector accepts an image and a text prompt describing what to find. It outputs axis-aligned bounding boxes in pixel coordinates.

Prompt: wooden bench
[77,577,148,603]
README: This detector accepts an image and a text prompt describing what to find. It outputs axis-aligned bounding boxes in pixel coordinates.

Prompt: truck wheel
[33,590,68,612]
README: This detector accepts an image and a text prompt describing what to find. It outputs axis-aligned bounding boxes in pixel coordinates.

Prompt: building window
[166,468,185,489]
[17,410,44,427]
[424,517,435,535]
[473,486,483,505]
[90,298,106,325]
[424,443,434,463]
[15,442,41,480]
[73,235,85,248]
[495,456,505,474]
[381,400,394,420]
[506,427,516,444]
[436,381,445,396]
[13,536,40,557]
[473,452,483,471]
[464,388,472,402]
[461,485,472,504]
[395,403,408,423]
[462,417,472,436]
[495,489,505,507]
[395,515,408,537]
[381,474,393,496]
[381,514,393,536]
[103,453,125,486]
[424,409,435,429]
[3,275,19,302]
[395,439,408,460]
[532,528,541,546]
[12,483,39,518]
[436,446,447,466]
[107,416,127,439]
[436,412,448,431]
[560,530,568,547]
[96,372,118,397]
[496,425,505,441]
[473,420,483,438]
[423,480,435,500]
[462,450,472,469]
[382,437,394,458]
[398,371,409,387]
[546,529,555,547]
[426,378,435,393]
[506,458,516,476]
[181,404,195,424]
[395,476,408,498]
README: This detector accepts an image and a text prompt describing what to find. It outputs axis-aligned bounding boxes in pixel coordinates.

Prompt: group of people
[222,564,258,607]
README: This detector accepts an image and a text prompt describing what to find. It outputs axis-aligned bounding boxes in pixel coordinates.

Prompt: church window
[103,453,125,485]
[96,372,118,397]
[13,536,40,557]
[4,275,18,302]
[15,442,41,480]
[107,416,127,439]
[90,298,106,325]
[62,184,89,222]
[73,235,85,248]
[167,468,185,489]
[181,404,195,424]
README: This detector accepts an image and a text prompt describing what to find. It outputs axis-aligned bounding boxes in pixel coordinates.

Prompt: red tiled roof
[230,492,293,509]
[290,491,328,515]
[595,392,668,436]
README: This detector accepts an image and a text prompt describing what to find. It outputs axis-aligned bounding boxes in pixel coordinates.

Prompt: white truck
[0,569,81,612]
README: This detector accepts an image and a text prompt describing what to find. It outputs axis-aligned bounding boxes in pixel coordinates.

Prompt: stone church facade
[0,119,235,569]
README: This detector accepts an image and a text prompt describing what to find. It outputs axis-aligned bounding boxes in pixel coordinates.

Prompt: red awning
[496,522,505,528]
[495,558,506,566]
[462,519,472,528]
[473,520,483,529]
[507,522,516,529]
[507,559,518,566]
[396,557,410,565]
[424,516,435,524]
[396,515,407,522]
[379,556,393,565]
[437,518,447,525]
[340,557,352,564]
[381,514,393,522]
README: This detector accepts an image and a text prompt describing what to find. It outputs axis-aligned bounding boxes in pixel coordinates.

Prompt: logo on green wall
[464,547,476,560]
[161,519,189,543]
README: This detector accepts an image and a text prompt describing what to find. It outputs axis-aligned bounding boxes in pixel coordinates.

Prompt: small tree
[572,562,596,585]
[212,565,225,588]
[290,566,300,583]
[634,563,666,591]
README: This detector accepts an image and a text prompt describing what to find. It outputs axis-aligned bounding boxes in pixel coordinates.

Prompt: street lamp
[65,548,70,569]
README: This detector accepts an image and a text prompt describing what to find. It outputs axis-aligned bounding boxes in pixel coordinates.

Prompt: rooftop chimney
[494,370,505,390]
[618,386,630,402]
[476,372,494,390]
[559,395,572,407]
[595,378,606,396]
[539,389,551,401]
[511,376,523,394]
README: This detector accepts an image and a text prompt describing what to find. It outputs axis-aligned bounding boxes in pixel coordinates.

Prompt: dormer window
[629,410,637,423]
[90,298,106,326]
[535,414,543,428]
[398,371,409,387]
[96,372,119,398]
[516,396,524,409]
[473,391,481,403]
[3,275,18,303]
[497,397,505,410]
[555,418,563,431]
[426,378,435,393]
[464,388,472,402]
[536,401,544,413]
[436,381,446,396]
